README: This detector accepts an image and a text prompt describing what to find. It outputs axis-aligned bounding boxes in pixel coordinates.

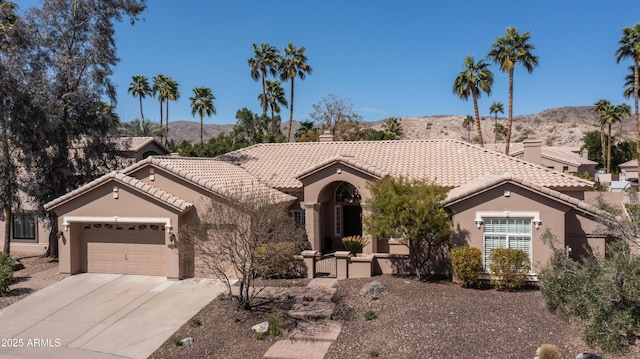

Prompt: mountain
[164,106,633,148]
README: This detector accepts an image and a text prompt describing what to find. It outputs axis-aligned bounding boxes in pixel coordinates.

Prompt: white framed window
[334,205,342,236]
[478,211,537,270]
[290,209,305,228]
[12,213,36,240]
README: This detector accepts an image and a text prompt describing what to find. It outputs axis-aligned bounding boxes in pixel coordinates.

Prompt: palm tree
[258,80,288,119]
[453,55,494,147]
[382,117,403,139]
[152,74,170,143]
[248,43,280,116]
[279,43,312,141]
[594,99,621,173]
[488,27,539,154]
[122,118,163,137]
[617,102,632,137]
[128,75,152,120]
[489,101,504,143]
[594,99,612,166]
[164,77,179,145]
[616,24,640,159]
[190,87,216,144]
[462,115,474,142]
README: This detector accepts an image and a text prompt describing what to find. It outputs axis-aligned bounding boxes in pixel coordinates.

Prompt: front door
[342,205,362,238]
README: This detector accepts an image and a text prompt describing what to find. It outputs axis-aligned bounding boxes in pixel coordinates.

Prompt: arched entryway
[318,181,363,253]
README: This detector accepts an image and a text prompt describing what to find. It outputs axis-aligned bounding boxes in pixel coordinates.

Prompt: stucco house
[1,137,169,254]
[42,137,606,279]
[619,159,638,181]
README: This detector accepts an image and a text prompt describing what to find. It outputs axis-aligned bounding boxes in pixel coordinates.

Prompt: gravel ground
[0,252,62,309]
[150,274,640,359]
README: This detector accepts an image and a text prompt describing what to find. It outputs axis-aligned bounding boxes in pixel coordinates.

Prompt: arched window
[335,182,361,204]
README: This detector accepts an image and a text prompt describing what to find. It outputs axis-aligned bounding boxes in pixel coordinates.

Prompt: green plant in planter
[342,235,369,256]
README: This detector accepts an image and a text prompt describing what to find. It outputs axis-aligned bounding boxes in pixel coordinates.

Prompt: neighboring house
[487,141,598,178]
[619,159,638,181]
[0,137,169,254]
[44,137,606,279]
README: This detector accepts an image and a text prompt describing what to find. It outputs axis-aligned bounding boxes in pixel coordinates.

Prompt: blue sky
[19,1,640,125]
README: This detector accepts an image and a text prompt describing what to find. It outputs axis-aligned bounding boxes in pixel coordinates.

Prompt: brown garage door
[81,223,166,276]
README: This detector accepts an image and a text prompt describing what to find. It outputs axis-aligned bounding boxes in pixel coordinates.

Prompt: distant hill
[165,106,633,148]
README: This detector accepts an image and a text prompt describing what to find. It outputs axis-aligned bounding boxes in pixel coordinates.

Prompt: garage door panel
[81,223,167,276]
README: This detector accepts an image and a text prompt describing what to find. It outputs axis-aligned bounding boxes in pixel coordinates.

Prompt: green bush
[363,310,376,321]
[450,246,483,288]
[489,248,530,290]
[342,235,369,256]
[268,310,285,336]
[0,254,14,296]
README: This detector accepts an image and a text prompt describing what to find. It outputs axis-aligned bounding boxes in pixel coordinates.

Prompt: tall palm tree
[594,99,612,166]
[453,55,494,147]
[616,24,640,158]
[617,102,632,137]
[248,43,279,116]
[258,80,288,119]
[488,27,539,154]
[122,118,163,137]
[489,101,504,143]
[594,99,621,173]
[462,115,474,143]
[190,86,216,144]
[152,74,170,143]
[279,43,312,141]
[128,75,152,120]
[164,77,179,145]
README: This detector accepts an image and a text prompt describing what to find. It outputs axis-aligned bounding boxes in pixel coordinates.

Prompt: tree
[182,195,307,309]
[489,101,504,143]
[462,115,474,142]
[594,99,623,173]
[365,176,453,280]
[152,74,169,143]
[453,55,493,147]
[232,108,285,145]
[17,0,147,258]
[581,130,637,171]
[258,80,287,119]
[309,94,361,128]
[488,27,539,155]
[616,24,640,159]
[248,43,279,116]
[0,0,26,255]
[294,120,318,142]
[127,75,151,120]
[189,86,216,144]
[121,118,163,137]
[382,117,403,140]
[594,99,612,168]
[163,76,179,145]
[617,102,632,137]
[539,234,640,355]
[494,122,507,143]
[279,43,312,141]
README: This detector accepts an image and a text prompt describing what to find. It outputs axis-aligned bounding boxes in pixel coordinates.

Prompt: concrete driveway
[0,274,229,359]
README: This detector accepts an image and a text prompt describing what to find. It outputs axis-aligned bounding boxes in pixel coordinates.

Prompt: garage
[80,223,167,276]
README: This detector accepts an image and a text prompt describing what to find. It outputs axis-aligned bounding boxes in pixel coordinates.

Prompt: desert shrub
[268,310,285,336]
[188,318,202,328]
[254,242,302,279]
[538,344,560,359]
[450,246,483,288]
[364,310,376,321]
[489,248,530,290]
[0,254,14,296]
[342,235,369,256]
[368,349,380,357]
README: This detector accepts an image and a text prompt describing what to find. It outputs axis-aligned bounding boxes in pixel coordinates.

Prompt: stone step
[289,320,342,342]
[288,301,335,321]
[230,286,335,303]
[263,339,333,359]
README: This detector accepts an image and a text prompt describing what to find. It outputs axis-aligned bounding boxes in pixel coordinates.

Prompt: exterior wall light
[112,185,119,199]
[475,219,483,229]
[149,168,155,181]
[336,168,342,174]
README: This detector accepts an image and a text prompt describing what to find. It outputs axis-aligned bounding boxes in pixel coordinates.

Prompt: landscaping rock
[179,337,193,346]
[359,280,387,298]
[575,353,602,359]
[251,321,269,333]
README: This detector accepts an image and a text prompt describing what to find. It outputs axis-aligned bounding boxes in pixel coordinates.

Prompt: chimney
[582,149,589,160]
[523,137,543,165]
[319,129,334,142]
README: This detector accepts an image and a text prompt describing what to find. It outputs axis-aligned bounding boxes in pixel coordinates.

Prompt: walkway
[263,278,340,359]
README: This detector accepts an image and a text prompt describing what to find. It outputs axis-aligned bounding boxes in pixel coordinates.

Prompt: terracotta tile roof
[510,147,597,167]
[296,155,386,179]
[115,137,169,153]
[619,159,638,168]
[445,172,605,217]
[125,156,296,204]
[218,139,594,191]
[45,172,193,211]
